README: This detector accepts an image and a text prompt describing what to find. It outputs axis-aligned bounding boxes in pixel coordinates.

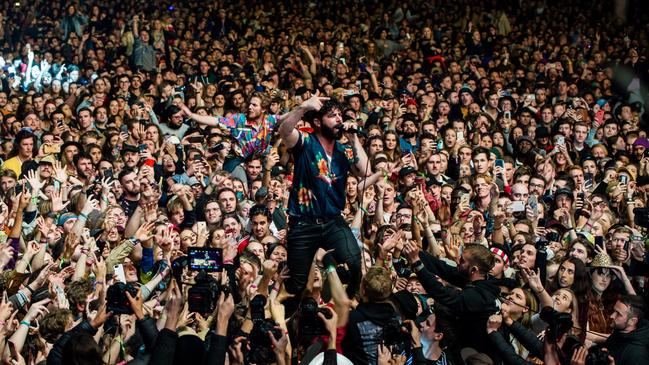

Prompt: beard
[321,123,342,140]
[403,131,417,139]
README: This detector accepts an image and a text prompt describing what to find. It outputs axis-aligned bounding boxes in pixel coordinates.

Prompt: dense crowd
[1,0,649,364]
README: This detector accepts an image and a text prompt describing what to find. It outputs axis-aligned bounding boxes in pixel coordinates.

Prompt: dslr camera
[297,297,332,339]
[247,295,283,364]
[539,306,573,342]
[382,318,412,357]
[106,282,139,314]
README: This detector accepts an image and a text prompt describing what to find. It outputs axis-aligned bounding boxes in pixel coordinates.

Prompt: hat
[596,99,609,107]
[271,165,287,177]
[616,166,636,181]
[517,135,534,145]
[60,140,83,154]
[255,186,268,200]
[121,144,139,155]
[399,166,417,178]
[461,348,493,365]
[535,127,550,139]
[591,251,614,268]
[187,177,201,186]
[58,212,78,226]
[555,188,573,200]
[490,245,510,266]
[576,230,595,245]
[307,352,353,365]
[391,290,419,320]
[37,154,57,165]
[633,138,649,149]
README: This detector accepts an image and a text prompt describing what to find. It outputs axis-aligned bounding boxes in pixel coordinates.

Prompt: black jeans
[285,216,361,297]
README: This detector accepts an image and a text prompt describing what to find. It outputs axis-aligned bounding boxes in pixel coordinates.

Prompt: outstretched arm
[179,103,221,127]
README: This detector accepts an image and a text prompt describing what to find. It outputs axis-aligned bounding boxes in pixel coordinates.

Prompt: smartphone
[55,284,67,308]
[188,247,223,272]
[120,124,129,134]
[556,136,565,145]
[594,236,604,250]
[104,168,114,180]
[460,194,470,206]
[495,159,504,169]
[359,63,367,73]
[511,200,526,212]
[188,136,203,144]
[193,154,203,161]
[114,264,126,283]
[504,111,511,120]
[527,195,538,215]
[197,221,207,232]
[43,143,60,154]
[457,131,464,141]
[584,173,593,189]
[138,144,148,152]
[619,175,628,184]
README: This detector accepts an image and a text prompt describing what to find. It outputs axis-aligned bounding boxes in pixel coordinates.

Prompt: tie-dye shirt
[218,113,279,158]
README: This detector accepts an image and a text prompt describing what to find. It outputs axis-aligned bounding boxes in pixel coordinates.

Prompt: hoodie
[604,319,649,365]
[342,302,399,365]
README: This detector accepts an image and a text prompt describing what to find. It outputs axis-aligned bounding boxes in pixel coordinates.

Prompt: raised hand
[301,90,330,112]
[52,160,68,183]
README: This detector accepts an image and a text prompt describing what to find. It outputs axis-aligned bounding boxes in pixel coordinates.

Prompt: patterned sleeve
[217,114,243,130]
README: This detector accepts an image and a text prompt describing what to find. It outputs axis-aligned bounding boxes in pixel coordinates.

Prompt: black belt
[289,215,340,225]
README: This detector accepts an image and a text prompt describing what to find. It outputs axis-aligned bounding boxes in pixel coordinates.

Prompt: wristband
[326,265,337,274]
[31,196,38,205]
[223,259,234,265]
[25,285,35,294]
[20,320,31,327]
[79,212,88,219]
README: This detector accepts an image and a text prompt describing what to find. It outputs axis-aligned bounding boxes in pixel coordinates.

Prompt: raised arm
[278,91,329,148]
[179,103,221,127]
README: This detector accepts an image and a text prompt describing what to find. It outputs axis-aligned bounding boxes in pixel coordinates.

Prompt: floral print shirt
[288,132,356,218]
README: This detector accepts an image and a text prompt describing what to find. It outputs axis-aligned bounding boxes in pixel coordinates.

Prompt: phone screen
[511,201,526,212]
[188,247,223,272]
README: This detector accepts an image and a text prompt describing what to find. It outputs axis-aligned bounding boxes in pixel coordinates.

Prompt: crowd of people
[1,0,649,364]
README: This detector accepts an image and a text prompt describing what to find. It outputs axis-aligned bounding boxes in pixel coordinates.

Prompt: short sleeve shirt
[288,132,356,219]
[217,113,279,158]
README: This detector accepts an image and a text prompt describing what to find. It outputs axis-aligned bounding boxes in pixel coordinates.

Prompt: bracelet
[20,320,31,327]
[25,285,35,294]
[95,281,104,286]
[223,259,234,265]
[360,207,368,214]
[533,287,544,295]
[326,265,337,274]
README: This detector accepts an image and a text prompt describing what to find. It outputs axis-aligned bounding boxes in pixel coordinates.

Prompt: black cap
[399,166,417,178]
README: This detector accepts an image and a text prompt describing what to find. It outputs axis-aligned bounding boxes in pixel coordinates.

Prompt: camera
[634,208,649,228]
[247,295,282,364]
[187,270,225,313]
[586,345,611,365]
[297,297,332,339]
[106,282,139,314]
[382,318,412,357]
[539,307,573,342]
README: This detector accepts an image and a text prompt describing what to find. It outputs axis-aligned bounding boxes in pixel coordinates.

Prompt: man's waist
[289,215,342,225]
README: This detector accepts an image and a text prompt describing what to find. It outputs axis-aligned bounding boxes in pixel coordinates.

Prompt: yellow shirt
[1,156,22,176]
